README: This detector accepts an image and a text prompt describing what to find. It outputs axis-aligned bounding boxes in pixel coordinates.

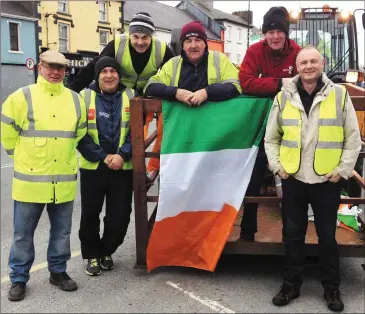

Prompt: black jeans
[240,150,268,234]
[281,177,341,290]
[79,163,133,259]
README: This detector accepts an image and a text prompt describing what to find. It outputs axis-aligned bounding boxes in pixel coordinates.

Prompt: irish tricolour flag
[147,96,272,272]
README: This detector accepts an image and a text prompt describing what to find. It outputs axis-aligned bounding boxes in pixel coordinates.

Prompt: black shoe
[100,256,114,270]
[272,284,300,306]
[49,272,78,291]
[239,231,255,242]
[324,289,344,312]
[8,283,26,301]
[86,258,101,276]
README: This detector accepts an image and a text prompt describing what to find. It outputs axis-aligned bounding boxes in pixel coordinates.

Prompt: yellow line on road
[1,250,81,284]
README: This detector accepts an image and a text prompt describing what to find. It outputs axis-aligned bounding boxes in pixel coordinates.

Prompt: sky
[158,0,365,66]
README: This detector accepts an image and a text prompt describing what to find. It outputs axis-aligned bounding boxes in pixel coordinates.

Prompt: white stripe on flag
[157,147,258,221]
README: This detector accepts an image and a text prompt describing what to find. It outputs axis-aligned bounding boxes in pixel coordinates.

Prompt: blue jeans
[8,200,74,283]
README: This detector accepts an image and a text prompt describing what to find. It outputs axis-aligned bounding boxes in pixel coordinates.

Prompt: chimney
[197,1,214,11]
[232,10,253,24]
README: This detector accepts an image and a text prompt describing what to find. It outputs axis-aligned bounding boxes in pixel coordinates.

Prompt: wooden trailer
[130,85,365,269]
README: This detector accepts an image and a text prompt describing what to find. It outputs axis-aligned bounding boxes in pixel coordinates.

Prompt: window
[100,30,108,52]
[237,28,242,43]
[226,26,231,41]
[58,23,69,52]
[237,54,241,64]
[58,0,68,13]
[99,1,107,22]
[9,22,20,51]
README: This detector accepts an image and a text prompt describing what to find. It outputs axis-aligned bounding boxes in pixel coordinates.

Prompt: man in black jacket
[69,12,174,95]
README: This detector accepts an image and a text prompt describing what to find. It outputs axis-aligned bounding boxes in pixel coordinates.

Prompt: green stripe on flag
[162,96,272,154]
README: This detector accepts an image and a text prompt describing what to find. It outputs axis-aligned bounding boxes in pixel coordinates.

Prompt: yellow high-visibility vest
[79,88,135,170]
[0,76,87,203]
[278,84,346,175]
[144,50,242,93]
[114,34,166,90]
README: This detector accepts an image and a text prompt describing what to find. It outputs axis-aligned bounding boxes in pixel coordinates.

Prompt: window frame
[58,0,68,14]
[98,1,108,22]
[226,25,231,41]
[8,21,21,52]
[58,22,69,53]
[99,30,109,52]
[237,28,242,43]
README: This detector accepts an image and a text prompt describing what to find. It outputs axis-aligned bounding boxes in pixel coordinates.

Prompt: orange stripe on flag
[147,203,238,272]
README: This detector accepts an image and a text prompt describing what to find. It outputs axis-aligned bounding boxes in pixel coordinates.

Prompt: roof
[123,0,221,40]
[1,1,35,18]
[189,1,250,27]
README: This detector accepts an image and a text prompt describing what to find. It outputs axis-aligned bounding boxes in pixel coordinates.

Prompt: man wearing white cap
[69,12,174,95]
[1,50,87,301]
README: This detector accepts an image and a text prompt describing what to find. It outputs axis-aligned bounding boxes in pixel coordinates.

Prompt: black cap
[94,56,122,80]
[262,7,290,36]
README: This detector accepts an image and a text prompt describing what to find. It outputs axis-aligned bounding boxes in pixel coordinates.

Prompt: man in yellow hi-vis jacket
[1,50,87,301]
[265,46,361,312]
[77,57,135,277]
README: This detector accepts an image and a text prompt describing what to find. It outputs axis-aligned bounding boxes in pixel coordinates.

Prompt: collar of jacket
[37,75,64,95]
[181,46,209,67]
[263,38,294,57]
[281,73,334,111]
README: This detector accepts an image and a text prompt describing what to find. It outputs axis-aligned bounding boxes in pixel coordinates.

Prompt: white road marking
[166,281,235,313]
[1,163,13,169]
[1,250,81,284]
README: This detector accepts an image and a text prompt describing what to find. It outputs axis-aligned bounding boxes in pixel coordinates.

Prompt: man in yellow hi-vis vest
[1,50,87,301]
[77,57,135,276]
[265,46,361,312]
[144,20,241,103]
[69,12,174,95]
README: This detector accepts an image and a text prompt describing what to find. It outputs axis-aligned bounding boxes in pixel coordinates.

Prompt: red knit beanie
[180,21,207,43]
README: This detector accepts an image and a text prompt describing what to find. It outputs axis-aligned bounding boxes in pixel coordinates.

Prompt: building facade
[37,0,123,84]
[1,1,37,103]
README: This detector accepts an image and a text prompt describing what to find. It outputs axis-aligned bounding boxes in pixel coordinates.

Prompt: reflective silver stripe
[280,92,287,110]
[88,124,97,130]
[318,85,344,126]
[20,130,76,138]
[71,91,81,121]
[170,57,181,86]
[213,51,221,83]
[84,89,92,110]
[282,119,299,126]
[222,78,240,84]
[22,86,35,130]
[1,114,22,133]
[6,148,14,155]
[116,34,127,63]
[125,88,135,99]
[155,39,162,69]
[14,171,77,182]
[79,122,87,129]
[281,139,298,148]
[121,121,128,128]
[316,141,343,149]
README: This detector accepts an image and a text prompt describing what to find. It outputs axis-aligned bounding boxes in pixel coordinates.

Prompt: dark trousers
[79,163,133,259]
[240,150,267,234]
[281,177,341,290]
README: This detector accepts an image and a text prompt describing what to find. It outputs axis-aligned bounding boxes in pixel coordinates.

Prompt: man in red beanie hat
[144,20,241,105]
[238,7,302,243]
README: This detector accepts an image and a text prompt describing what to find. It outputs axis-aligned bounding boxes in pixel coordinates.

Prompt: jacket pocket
[34,138,47,159]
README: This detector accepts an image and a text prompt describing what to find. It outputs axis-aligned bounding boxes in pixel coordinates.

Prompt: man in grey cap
[69,12,174,95]
[1,49,87,301]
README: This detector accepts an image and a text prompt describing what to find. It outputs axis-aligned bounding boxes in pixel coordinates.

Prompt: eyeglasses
[41,63,66,71]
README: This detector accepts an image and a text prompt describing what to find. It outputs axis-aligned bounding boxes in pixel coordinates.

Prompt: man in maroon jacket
[239,7,301,241]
